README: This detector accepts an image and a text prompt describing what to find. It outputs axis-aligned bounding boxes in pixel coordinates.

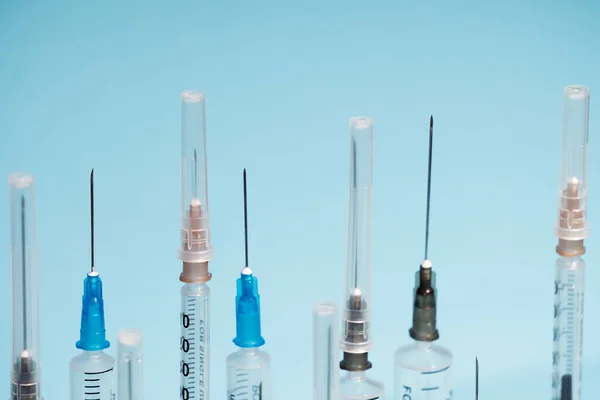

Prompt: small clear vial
[226,348,271,400]
[70,350,116,400]
[339,371,385,400]
[394,341,452,400]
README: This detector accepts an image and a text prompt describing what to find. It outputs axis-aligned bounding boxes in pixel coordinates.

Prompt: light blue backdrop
[1,1,600,399]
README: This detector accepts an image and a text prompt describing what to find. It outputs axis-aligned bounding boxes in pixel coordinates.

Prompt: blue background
[1,1,600,399]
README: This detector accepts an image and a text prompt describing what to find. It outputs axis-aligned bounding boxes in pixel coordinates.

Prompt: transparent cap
[313,301,339,400]
[117,329,144,400]
[340,117,374,354]
[8,173,42,398]
[555,85,590,240]
[178,91,214,263]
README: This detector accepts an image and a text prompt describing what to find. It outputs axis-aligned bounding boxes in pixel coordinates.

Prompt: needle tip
[430,115,433,128]
[91,168,94,179]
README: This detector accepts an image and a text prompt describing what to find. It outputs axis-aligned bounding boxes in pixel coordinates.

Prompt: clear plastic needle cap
[340,117,374,354]
[555,85,591,241]
[178,90,214,264]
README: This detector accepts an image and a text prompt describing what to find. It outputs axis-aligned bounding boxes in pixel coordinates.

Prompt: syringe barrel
[555,85,590,241]
[117,329,144,400]
[313,301,339,400]
[341,117,374,354]
[8,173,41,399]
[552,256,585,400]
[178,90,214,264]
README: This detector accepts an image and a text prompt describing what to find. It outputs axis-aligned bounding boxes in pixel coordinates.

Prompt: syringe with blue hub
[69,170,116,400]
[226,169,271,400]
[178,91,214,400]
[8,173,43,400]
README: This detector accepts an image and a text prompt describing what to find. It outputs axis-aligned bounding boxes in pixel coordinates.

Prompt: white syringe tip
[191,198,201,207]
[21,350,30,358]
[352,287,362,297]
[421,259,432,269]
[569,176,579,185]
[242,267,252,275]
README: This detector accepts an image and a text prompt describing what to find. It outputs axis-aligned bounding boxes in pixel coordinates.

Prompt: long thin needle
[352,139,358,288]
[424,116,434,260]
[193,149,198,199]
[327,326,331,400]
[475,357,479,400]
[243,169,249,267]
[128,357,133,400]
[90,169,95,273]
[21,195,27,349]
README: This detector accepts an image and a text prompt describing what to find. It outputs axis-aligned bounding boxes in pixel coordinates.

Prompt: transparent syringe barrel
[552,256,585,400]
[179,91,213,263]
[313,301,339,400]
[69,351,116,400]
[394,341,453,400]
[226,348,271,400]
[555,85,590,241]
[341,117,374,354]
[339,371,385,400]
[9,173,41,400]
[180,283,210,400]
[117,329,144,400]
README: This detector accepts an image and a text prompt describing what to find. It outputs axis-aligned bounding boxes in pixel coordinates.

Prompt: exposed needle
[424,116,434,260]
[90,169,95,273]
[475,357,479,400]
[243,169,249,268]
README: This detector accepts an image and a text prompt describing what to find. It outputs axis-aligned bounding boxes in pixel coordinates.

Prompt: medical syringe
[226,169,271,400]
[178,91,214,400]
[69,170,116,400]
[394,117,453,400]
[552,85,591,400]
[339,117,385,400]
[8,173,42,400]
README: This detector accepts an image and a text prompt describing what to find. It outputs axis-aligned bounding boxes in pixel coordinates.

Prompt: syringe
[394,117,453,400]
[117,329,144,400]
[8,173,43,400]
[339,117,385,400]
[226,169,271,400]
[552,85,591,400]
[178,91,214,400]
[70,170,116,400]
